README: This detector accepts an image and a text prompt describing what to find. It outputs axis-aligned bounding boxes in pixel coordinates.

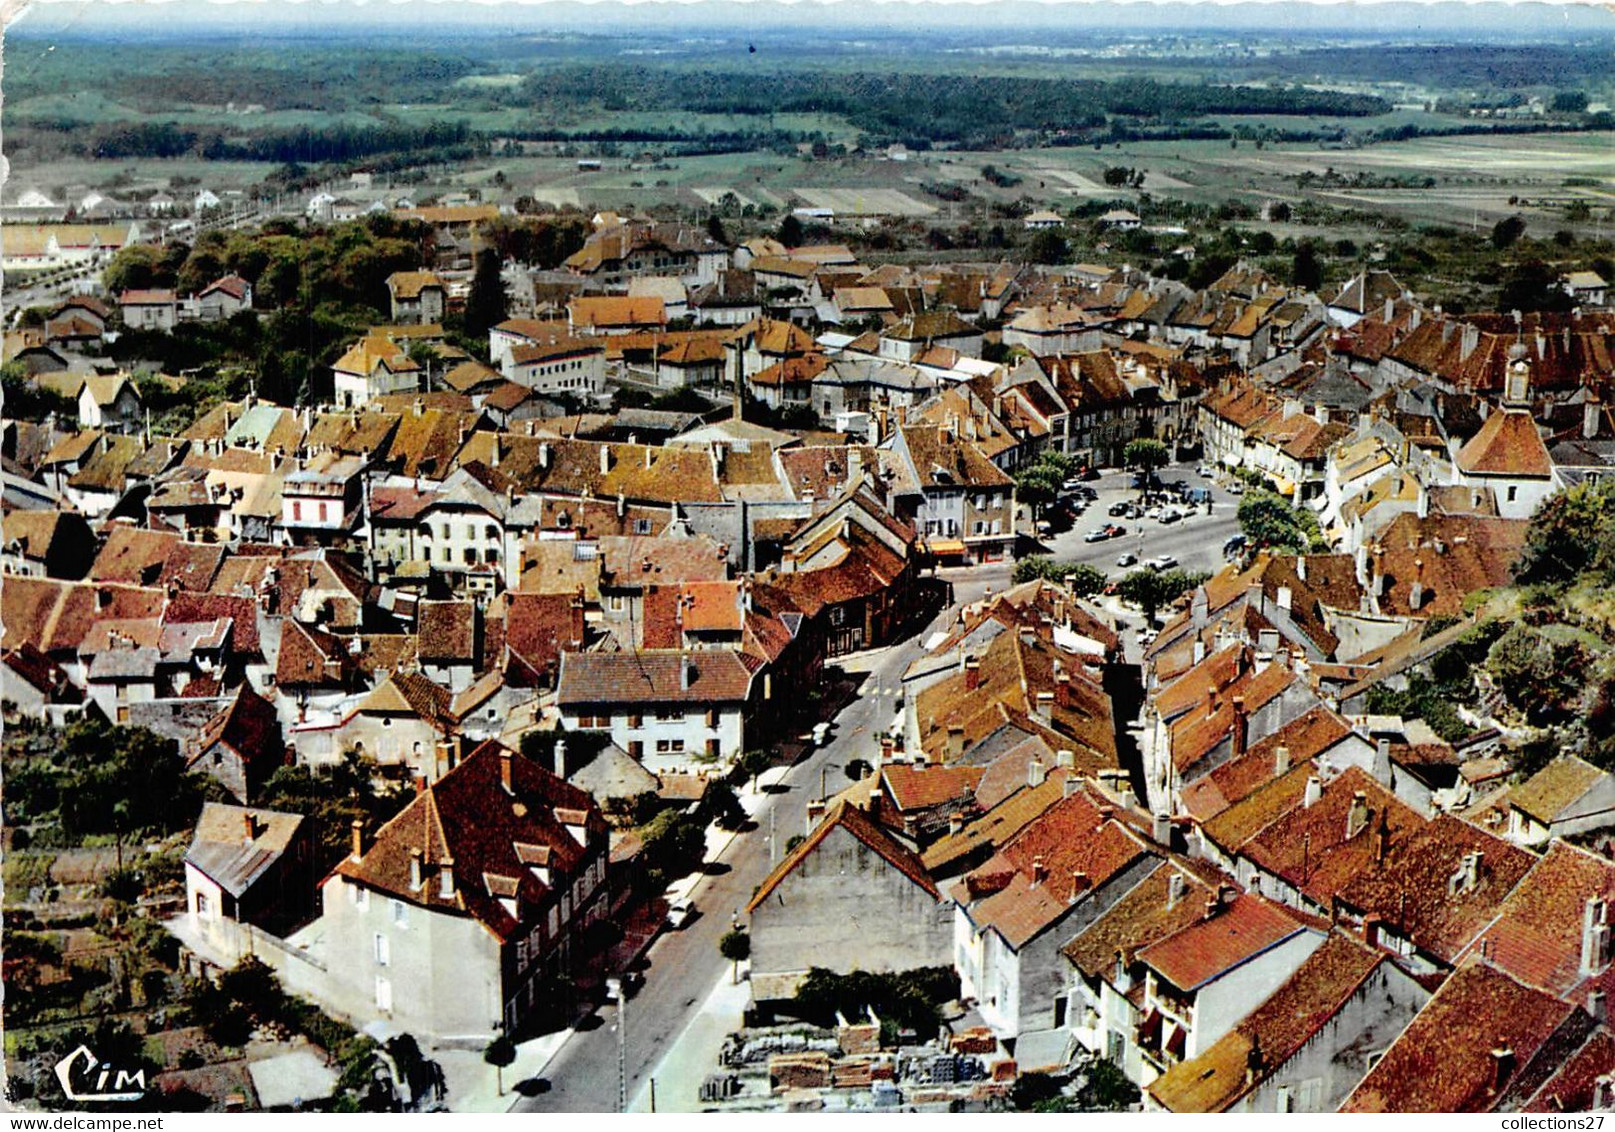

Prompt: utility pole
[607,977,626,1113]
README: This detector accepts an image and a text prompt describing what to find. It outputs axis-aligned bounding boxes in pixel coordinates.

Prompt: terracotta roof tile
[335,742,603,942]
[1138,892,1304,991]
[1149,933,1385,1112]
[1343,960,1578,1112]
[882,764,986,812]
[1239,766,1425,907]
[417,600,477,663]
[1180,706,1352,823]
[1063,861,1218,978]
[556,649,752,707]
[1456,408,1555,477]
[1337,815,1534,964]
[1463,841,1615,1000]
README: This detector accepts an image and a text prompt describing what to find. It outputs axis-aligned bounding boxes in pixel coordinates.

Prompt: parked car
[1159,508,1183,524]
[667,899,695,929]
[1228,482,1246,495]
[1223,534,1248,558]
[1083,527,1112,543]
[1146,554,1179,571]
[1116,552,1138,567]
[1197,463,1214,478]
[1108,501,1131,517]
[811,721,832,747]
[1062,478,1084,492]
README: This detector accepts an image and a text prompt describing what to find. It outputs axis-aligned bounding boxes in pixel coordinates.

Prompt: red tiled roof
[1239,766,1425,907]
[555,649,752,707]
[1463,841,1615,1000]
[1149,932,1386,1112]
[502,592,582,684]
[163,592,259,655]
[1456,408,1554,478]
[961,790,1151,948]
[1137,893,1303,991]
[190,686,281,773]
[1181,706,1352,823]
[1343,960,1577,1112]
[883,764,985,812]
[1336,815,1534,964]
[335,742,604,943]
[1523,1027,1615,1112]
[417,600,476,663]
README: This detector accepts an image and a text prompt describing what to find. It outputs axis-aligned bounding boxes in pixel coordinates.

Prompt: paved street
[515,600,960,1113]
[1032,459,1244,584]
[512,459,1236,1112]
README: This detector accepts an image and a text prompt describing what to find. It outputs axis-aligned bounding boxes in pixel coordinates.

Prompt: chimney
[1167,871,1187,910]
[1460,322,1480,362]
[963,655,981,691]
[569,589,586,647]
[1304,775,1323,808]
[1192,639,1206,666]
[1275,585,1292,612]
[1587,397,1603,441]
[1582,897,1610,975]
[1034,690,1055,721]
[1273,745,1292,775]
[681,655,696,690]
[1031,855,1048,887]
[1027,756,1047,789]
[242,812,258,843]
[1231,696,1248,759]
[1595,1074,1615,1111]
[1346,791,1369,840]
[1591,989,1608,1025]
[539,441,553,470]
[1490,1044,1516,1094]
[1460,849,1482,893]
[409,847,424,891]
[350,818,365,862]
[1409,558,1426,611]
[499,749,514,794]
[554,738,568,780]
[1296,556,1307,583]
[946,725,965,761]
[439,855,456,899]
[600,444,611,475]
[948,811,966,836]
[1056,670,1074,709]
[1374,738,1393,785]
[1153,813,1171,846]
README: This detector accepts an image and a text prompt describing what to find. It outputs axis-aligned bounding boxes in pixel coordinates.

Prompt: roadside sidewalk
[438,1028,571,1113]
[628,964,751,1112]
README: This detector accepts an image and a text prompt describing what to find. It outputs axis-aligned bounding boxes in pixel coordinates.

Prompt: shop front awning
[926,539,968,556]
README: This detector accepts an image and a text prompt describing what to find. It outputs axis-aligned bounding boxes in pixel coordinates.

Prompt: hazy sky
[11,0,1615,38]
